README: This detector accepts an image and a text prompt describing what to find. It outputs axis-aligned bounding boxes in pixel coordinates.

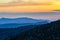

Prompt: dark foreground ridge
[10,20,60,40]
[0,20,60,40]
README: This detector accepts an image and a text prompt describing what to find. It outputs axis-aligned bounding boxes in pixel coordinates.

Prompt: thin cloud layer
[0,0,60,12]
[0,0,56,5]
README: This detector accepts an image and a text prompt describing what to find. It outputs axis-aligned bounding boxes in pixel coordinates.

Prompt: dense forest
[0,20,60,40]
[10,20,60,40]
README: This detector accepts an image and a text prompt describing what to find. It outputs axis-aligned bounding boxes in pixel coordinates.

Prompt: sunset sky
[0,0,60,20]
[0,0,60,12]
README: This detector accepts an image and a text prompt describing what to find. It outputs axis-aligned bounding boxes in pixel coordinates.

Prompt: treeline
[10,20,60,40]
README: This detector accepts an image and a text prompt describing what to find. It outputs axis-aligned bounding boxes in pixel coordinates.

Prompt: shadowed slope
[10,20,60,40]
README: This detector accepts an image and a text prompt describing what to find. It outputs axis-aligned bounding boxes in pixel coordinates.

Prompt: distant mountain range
[0,19,59,40]
[0,17,50,28]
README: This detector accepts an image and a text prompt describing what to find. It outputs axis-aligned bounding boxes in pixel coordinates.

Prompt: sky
[0,11,60,20]
[0,0,60,20]
[0,0,60,12]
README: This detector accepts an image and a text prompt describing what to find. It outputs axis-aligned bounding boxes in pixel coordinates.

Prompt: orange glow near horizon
[0,5,53,12]
[0,0,60,12]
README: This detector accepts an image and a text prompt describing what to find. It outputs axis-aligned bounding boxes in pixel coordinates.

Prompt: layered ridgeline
[10,20,60,40]
[0,17,50,28]
[0,19,59,40]
[0,17,51,40]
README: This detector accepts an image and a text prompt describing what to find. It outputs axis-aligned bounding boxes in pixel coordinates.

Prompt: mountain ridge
[10,20,60,40]
[0,20,59,40]
[0,17,50,28]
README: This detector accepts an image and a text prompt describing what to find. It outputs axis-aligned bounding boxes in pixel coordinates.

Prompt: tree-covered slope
[10,20,60,40]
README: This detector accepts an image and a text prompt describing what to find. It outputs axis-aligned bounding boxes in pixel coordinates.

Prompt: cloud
[0,0,12,3]
[0,0,60,12]
[0,0,60,5]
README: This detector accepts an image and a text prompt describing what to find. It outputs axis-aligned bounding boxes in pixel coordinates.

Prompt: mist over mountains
[0,17,50,28]
[0,12,60,40]
[0,19,59,40]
